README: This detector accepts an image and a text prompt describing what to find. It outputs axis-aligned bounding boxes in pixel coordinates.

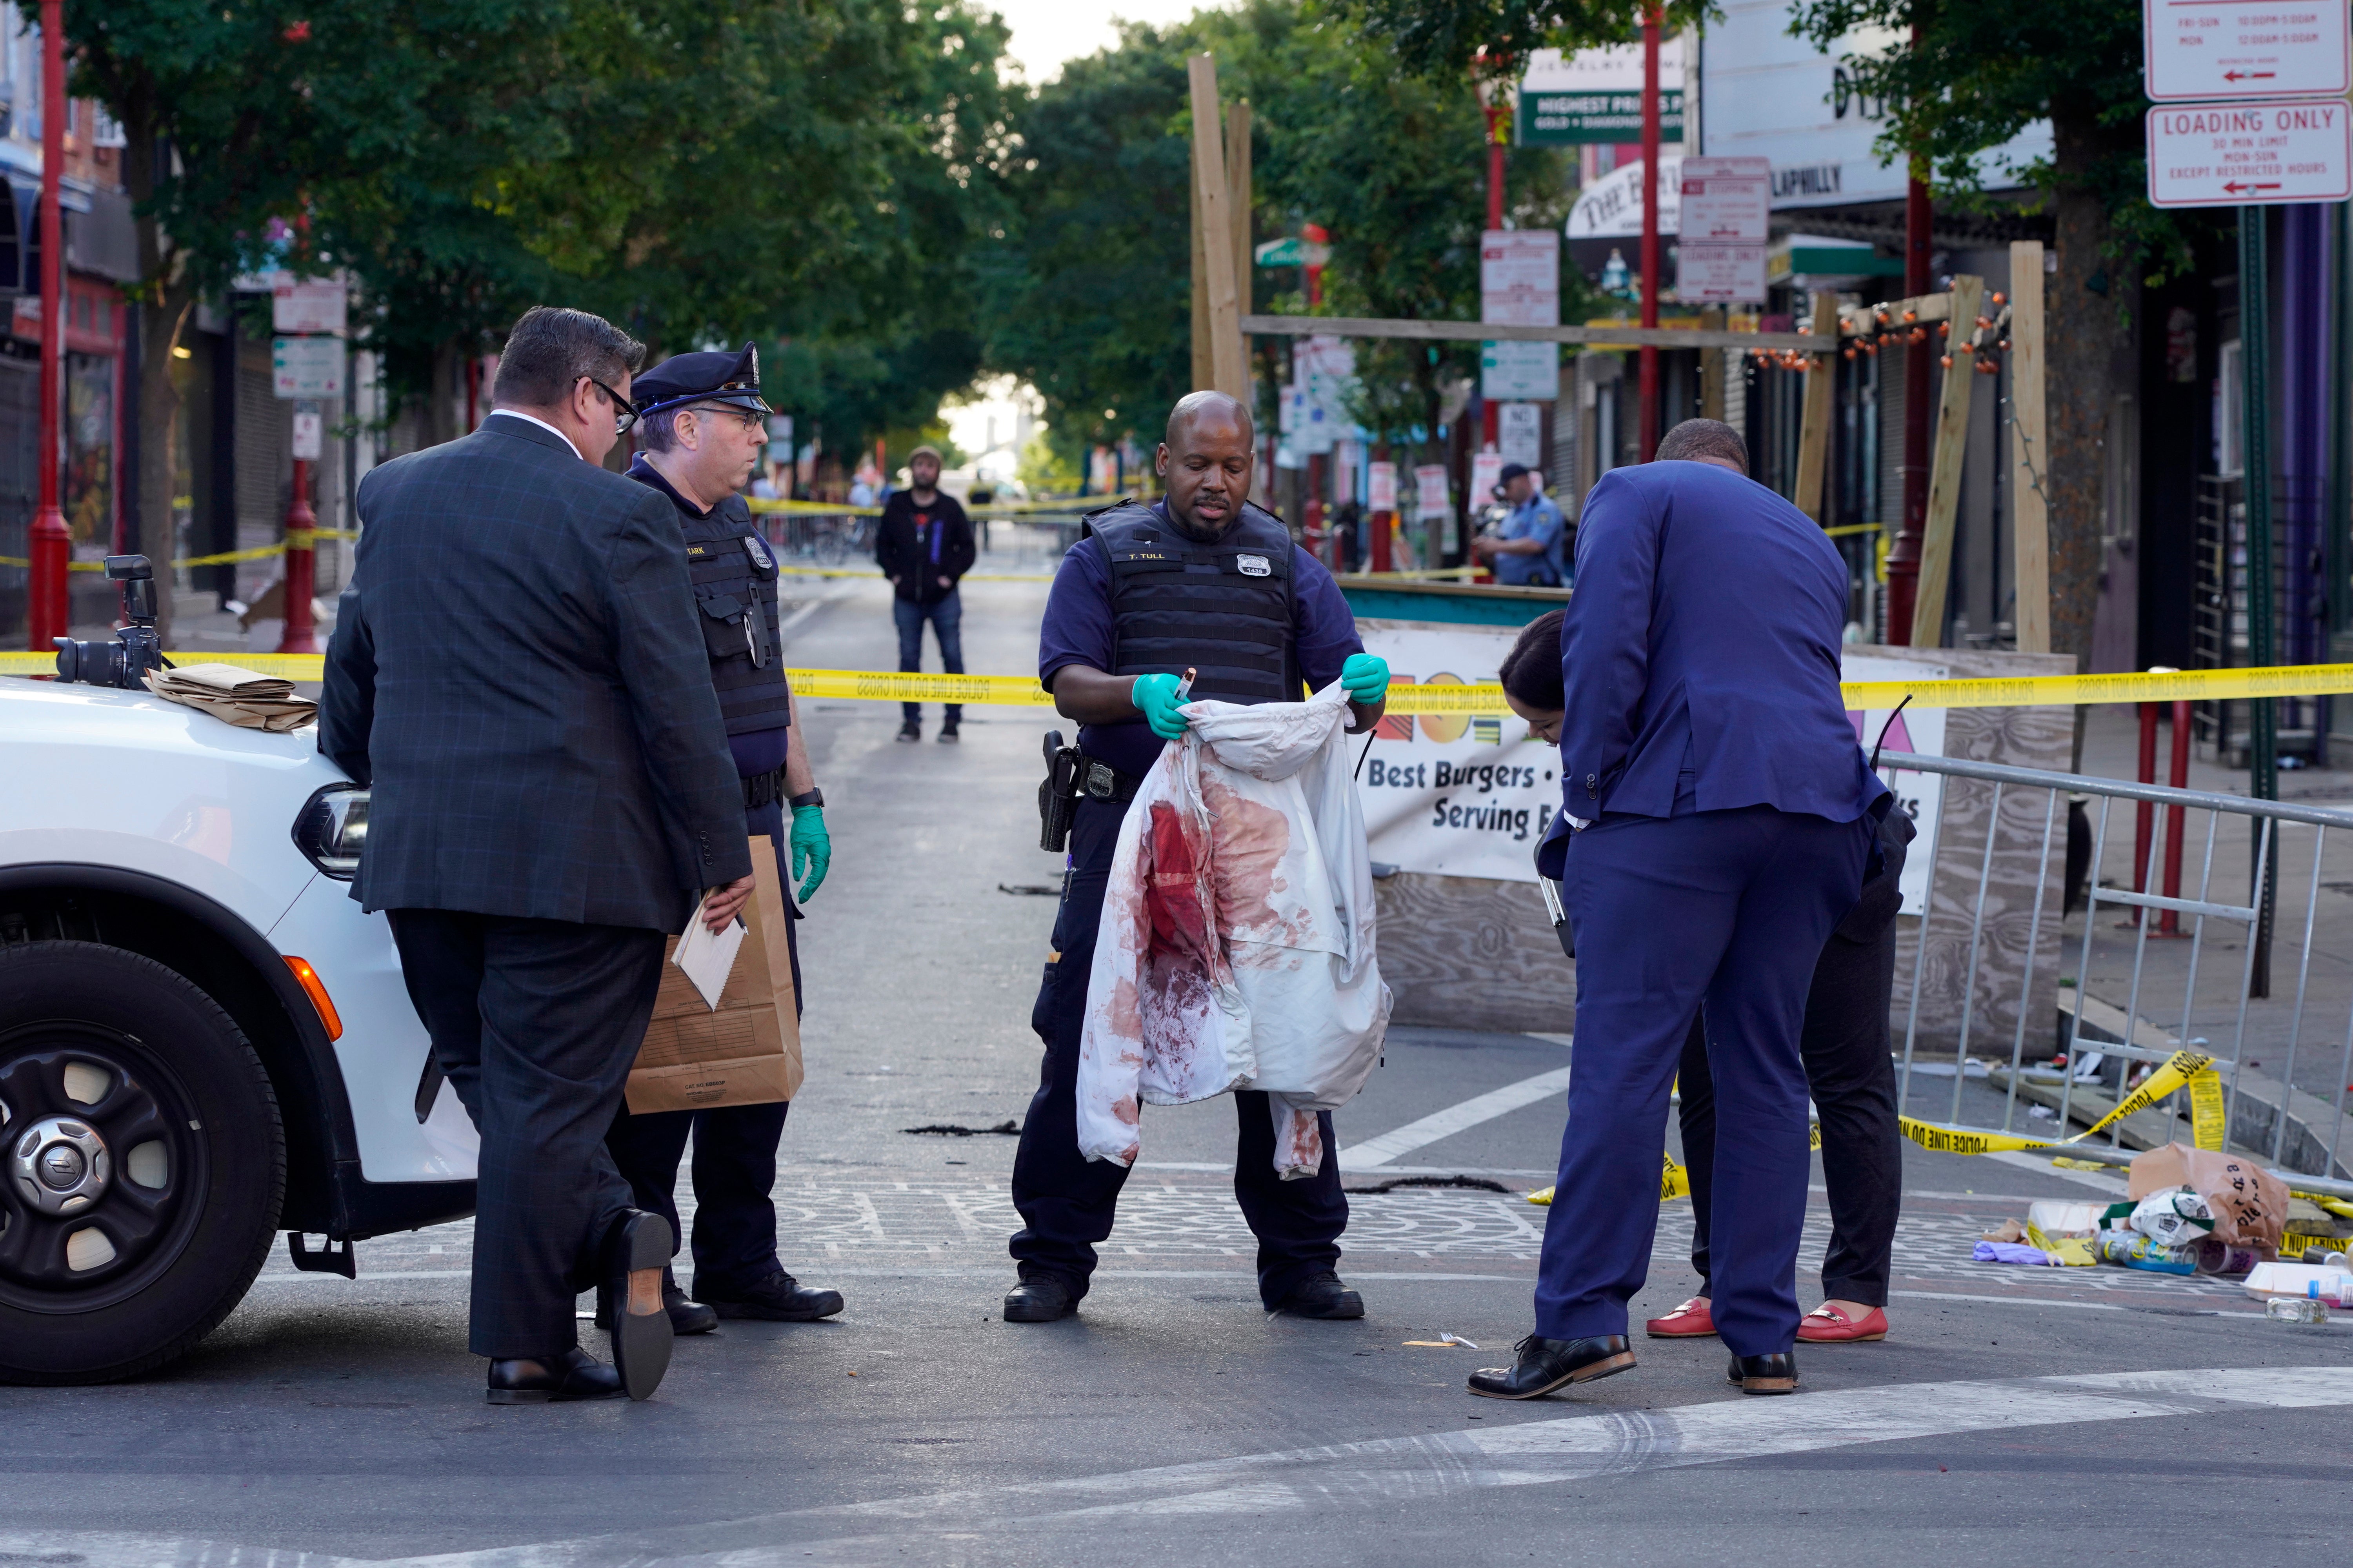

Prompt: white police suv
[0,650,477,1384]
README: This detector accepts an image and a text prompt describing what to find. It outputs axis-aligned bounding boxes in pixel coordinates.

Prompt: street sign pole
[2240,204,2278,992]
[1638,4,1662,461]
[25,0,65,652]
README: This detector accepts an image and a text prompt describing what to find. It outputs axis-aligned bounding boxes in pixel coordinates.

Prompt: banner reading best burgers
[1355,623,1944,896]
[1355,623,1562,882]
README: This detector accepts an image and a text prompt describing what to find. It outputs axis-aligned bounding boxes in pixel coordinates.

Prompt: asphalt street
[7,555,2352,1568]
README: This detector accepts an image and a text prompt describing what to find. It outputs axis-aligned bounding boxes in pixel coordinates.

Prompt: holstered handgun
[1039,729,1083,853]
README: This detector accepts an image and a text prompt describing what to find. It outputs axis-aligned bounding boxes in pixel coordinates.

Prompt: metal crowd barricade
[1879,749,2353,1199]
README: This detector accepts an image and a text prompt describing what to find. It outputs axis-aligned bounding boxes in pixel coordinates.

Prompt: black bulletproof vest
[1086,500,1298,705]
[680,494,793,736]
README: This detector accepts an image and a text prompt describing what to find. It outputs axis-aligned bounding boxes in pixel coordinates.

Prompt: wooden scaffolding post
[1189,134,1211,392]
[1227,99,1251,360]
[1792,288,1840,522]
[1187,55,1247,400]
[2007,241,2051,654]
[1908,274,1986,649]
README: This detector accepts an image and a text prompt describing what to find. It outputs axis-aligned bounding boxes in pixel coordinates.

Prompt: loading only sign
[2142,0,2348,102]
[2146,98,2352,207]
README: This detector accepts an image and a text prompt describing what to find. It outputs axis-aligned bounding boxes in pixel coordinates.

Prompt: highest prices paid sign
[2146,98,2352,206]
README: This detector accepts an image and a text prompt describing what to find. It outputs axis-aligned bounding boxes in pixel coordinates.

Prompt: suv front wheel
[0,941,285,1384]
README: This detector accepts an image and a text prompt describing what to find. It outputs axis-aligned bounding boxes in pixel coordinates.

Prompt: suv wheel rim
[0,1034,204,1311]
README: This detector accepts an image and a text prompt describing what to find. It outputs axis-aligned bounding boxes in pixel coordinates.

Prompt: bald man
[1005,392,1391,1325]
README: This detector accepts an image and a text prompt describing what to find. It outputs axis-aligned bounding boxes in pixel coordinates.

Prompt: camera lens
[52,636,133,688]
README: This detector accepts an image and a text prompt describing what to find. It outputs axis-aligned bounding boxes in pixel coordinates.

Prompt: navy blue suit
[1536,459,1886,1359]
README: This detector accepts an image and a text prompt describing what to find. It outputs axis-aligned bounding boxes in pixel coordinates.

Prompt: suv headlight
[294,784,369,879]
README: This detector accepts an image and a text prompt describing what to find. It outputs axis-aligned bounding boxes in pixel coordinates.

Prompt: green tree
[983,22,1195,471]
[73,0,562,639]
[1355,0,2158,668]
[1783,0,2165,669]
[986,0,1574,478]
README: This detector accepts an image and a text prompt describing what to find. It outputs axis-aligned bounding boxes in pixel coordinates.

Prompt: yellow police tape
[8,659,2353,714]
[0,530,360,572]
[747,496,1107,519]
[1528,1052,2220,1207]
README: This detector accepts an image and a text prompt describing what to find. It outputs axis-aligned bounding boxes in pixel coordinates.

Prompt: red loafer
[1643,1296,1718,1337]
[1796,1303,1888,1343]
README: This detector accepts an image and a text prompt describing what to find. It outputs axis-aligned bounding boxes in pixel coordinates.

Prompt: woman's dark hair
[1498,608,1566,712]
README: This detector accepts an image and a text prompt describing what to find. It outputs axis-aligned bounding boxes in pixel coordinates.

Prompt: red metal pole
[1304,451,1326,562]
[25,0,67,650]
[1883,22,1933,645]
[276,458,318,654]
[1637,6,1662,461]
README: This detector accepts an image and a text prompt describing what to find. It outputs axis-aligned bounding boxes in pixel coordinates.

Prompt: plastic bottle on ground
[2266,1297,2329,1324]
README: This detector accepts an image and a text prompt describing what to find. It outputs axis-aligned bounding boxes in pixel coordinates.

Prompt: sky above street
[994,0,1213,80]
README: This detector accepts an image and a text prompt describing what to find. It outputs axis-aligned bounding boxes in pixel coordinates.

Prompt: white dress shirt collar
[486,408,584,461]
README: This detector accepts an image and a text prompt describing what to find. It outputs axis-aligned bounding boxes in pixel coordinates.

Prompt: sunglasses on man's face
[585,377,639,435]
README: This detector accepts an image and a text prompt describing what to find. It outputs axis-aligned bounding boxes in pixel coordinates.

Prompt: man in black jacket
[322,305,753,1406]
[875,444,976,742]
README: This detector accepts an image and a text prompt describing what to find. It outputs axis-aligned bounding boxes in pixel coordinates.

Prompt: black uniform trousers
[387,909,665,1359]
[1677,912,1902,1308]
[1009,796,1349,1307]
[606,811,805,1294]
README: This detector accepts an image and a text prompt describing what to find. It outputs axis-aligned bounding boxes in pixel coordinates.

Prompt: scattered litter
[2244,1260,2353,1308]
[902,1120,1022,1137]
[2025,1201,2106,1265]
[2266,1297,2329,1324]
[997,884,1060,897]
[2094,1230,2197,1274]
[1346,1175,1511,1195]
[1974,1241,2057,1266]
[1981,1219,2026,1245]
[1903,1058,1992,1079]
[1402,1334,1482,1350]
[2049,1157,2110,1172]
[1442,1332,1480,1349]
[2028,1105,2058,1120]
[2125,1187,2216,1250]
[1527,1186,1554,1206]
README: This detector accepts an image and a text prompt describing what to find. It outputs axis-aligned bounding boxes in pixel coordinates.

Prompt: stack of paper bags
[144,664,317,732]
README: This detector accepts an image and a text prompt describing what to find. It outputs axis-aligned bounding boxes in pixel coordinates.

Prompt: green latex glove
[1132,672,1192,739]
[1341,652,1391,706]
[789,805,830,903]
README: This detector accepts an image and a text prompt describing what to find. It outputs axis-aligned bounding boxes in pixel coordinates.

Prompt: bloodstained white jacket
[1076,680,1391,1178]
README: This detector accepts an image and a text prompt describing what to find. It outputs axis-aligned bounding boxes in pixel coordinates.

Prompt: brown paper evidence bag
[626,836,803,1114]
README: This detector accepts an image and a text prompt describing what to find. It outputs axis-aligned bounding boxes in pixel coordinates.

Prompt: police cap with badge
[633,343,795,747]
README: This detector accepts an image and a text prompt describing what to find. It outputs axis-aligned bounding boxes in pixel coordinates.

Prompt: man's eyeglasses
[683,403,766,437]
[585,377,638,436]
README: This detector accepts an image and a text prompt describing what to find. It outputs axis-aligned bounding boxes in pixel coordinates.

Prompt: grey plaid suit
[322,412,752,1357]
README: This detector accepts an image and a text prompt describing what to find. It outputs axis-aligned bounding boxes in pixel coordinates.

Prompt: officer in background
[1006,389,1391,1325]
[602,344,845,1331]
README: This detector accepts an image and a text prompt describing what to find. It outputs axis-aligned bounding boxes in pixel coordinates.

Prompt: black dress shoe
[1002,1275,1075,1322]
[697,1270,844,1322]
[1467,1335,1637,1400]
[595,1278,718,1336]
[896,720,921,742]
[602,1210,675,1401]
[1727,1350,1798,1394]
[1269,1271,1366,1319]
[487,1346,626,1405]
